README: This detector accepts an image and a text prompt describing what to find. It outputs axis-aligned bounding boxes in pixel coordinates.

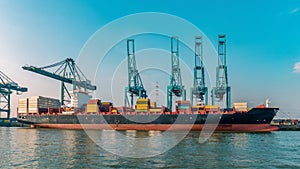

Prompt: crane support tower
[0,71,27,119]
[167,36,186,112]
[23,58,96,105]
[211,34,231,109]
[190,36,208,106]
[124,39,147,109]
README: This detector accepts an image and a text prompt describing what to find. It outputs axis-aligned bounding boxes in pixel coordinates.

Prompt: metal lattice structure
[211,34,231,109]
[124,39,147,109]
[167,36,186,111]
[190,36,208,106]
[0,71,27,119]
[22,58,96,105]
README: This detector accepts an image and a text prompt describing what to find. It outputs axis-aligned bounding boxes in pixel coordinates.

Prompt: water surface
[0,128,299,168]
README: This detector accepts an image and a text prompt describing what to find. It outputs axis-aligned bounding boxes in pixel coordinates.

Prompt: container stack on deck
[176,100,191,113]
[17,98,28,115]
[100,102,113,112]
[148,101,161,113]
[204,105,220,113]
[18,96,60,115]
[136,98,150,113]
[233,102,248,112]
[191,105,205,114]
[86,99,101,113]
[29,96,60,114]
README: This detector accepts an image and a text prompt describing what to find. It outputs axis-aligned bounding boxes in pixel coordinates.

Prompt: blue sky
[0,0,299,117]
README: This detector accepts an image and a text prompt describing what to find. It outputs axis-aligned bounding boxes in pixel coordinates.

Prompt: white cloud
[293,62,300,73]
[290,8,299,14]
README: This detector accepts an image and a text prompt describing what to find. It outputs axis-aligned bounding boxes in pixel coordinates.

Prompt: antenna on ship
[156,81,159,106]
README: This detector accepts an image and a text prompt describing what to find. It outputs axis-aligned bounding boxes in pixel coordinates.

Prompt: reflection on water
[0,128,300,168]
[87,129,190,158]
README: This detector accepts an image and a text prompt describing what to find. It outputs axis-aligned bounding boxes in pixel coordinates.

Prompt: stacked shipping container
[18,96,60,114]
[136,98,150,112]
[100,102,112,112]
[18,98,28,115]
[176,100,191,110]
[86,99,100,113]
[233,102,248,112]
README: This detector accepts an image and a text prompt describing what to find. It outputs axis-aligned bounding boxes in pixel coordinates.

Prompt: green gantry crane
[0,71,27,119]
[190,36,208,106]
[124,39,147,109]
[22,58,96,106]
[211,34,231,109]
[167,36,186,112]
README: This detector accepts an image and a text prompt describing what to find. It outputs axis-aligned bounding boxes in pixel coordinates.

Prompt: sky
[0,0,299,118]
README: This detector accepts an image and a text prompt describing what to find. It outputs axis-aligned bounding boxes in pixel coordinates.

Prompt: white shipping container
[18,98,28,102]
[233,102,247,106]
[18,102,27,106]
[235,108,248,112]
[233,103,247,110]
[234,106,247,108]
[18,109,27,113]
[18,99,28,111]
[0,112,8,118]
[18,112,27,114]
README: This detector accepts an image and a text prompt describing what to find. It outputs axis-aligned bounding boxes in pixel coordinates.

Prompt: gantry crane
[0,71,27,119]
[167,36,186,112]
[190,36,208,105]
[211,34,231,109]
[22,58,96,105]
[124,39,147,109]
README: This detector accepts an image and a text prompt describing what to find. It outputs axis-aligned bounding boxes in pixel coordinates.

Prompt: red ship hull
[32,124,279,132]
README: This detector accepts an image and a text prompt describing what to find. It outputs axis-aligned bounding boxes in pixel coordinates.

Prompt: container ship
[16,35,279,132]
[17,96,279,132]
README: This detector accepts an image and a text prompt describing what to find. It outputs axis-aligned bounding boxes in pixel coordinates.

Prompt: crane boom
[22,66,96,90]
[23,58,96,105]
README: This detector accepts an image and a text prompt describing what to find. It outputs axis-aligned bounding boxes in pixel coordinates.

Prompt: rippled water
[0,127,300,168]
